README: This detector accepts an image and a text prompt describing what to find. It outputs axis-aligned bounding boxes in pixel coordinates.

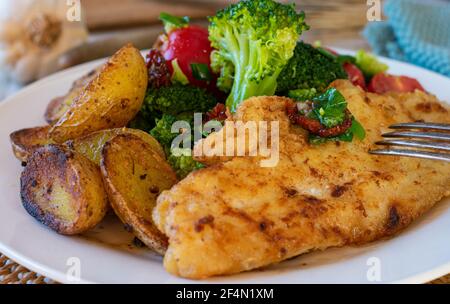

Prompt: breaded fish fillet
[153,80,450,279]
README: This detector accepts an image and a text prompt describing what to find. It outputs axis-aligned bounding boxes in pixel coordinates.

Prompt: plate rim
[1,48,449,284]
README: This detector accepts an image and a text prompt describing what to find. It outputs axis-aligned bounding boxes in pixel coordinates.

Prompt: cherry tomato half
[368,73,425,94]
[343,62,366,90]
[161,25,217,90]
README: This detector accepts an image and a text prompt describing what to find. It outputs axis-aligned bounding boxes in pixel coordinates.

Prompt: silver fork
[369,122,450,162]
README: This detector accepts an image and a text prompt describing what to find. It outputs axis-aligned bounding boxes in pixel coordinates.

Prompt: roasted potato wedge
[44,67,101,124]
[49,44,148,143]
[10,126,54,162]
[66,128,165,166]
[20,145,108,235]
[101,134,177,254]
[10,124,164,166]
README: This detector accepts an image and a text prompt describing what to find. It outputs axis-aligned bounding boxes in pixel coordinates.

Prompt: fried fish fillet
[153,80,450,279]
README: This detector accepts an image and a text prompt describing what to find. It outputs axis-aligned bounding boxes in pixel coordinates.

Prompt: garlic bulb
[0,0,88,84]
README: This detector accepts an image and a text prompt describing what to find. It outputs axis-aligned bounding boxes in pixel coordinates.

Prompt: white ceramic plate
[0,50,449,284]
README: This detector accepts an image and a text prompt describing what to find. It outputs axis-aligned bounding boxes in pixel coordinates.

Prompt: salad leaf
[336,55,356,66]
[171,59,189,85]
[191,63,212,82]
[317,47,355,65]
[298,88,366,144]
[348,118,366,140]
[310,88,347,128]
[309,118,366,144]
[355,49,388,78]
[159,12,189,33]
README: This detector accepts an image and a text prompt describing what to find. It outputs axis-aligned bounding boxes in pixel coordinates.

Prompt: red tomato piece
[161,25,217,89]
[368,73,425,94]
[343,62,366,90]
[205,103,228,123]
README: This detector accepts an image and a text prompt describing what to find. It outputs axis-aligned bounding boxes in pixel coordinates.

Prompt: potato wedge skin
[66,128,165,166]
[101,134,177,254]
[49,44,148,142]
[10,126,53,162]
[20,145,108,235]
[45,96,66,125]
[10,125,164,166]
[45,68,101,124]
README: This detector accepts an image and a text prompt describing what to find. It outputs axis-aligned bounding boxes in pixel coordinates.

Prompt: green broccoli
[143,83,217,116]
[149,114,204,178]
[168,152,205,179]
[208,0,308,112]
[149,114,179,153]
[276,42,347,95]
[288,88,317,101]
[129,84,217,132]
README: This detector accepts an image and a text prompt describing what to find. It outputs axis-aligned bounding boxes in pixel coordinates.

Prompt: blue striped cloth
[363,0,450,77]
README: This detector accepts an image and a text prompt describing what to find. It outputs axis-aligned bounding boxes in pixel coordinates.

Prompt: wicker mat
[0,254,55,284]
[1,253,449,284]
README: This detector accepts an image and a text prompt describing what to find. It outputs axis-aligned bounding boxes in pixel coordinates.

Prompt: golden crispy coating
[154,80,450,279]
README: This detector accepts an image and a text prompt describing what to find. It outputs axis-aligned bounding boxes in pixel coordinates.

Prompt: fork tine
[389,122,450,131]
[382,131,450,141]
[369,149,450,162]
[375,140,450,151]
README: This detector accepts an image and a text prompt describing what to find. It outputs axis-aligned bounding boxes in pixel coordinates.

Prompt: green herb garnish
[159,12,190,33]
[309,118,366,144]
[310,88,347,128]
[305,88,366,144]
[191,63,212,82]
[171,59,189,85]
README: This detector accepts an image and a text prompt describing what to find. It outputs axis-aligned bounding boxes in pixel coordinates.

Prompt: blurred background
[0,0,448,100]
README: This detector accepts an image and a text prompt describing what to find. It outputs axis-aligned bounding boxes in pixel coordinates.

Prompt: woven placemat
[1,252,449,284]
[0,254,56,284]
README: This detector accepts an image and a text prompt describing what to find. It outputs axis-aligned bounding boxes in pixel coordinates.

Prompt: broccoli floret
[149,113,194,153]
[276,42,347,95]
[129,84,216,177]
[168,151,205,179]
[149,114,178,153]
[129,84,217,132]
[144,83,217,116]
[288,88,317,101]
[149,114,204,178]
[208,0,308,112]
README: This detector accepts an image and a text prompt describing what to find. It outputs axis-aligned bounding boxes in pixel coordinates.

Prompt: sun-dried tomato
[287,103,353,138]
[146,49,171,88]
[205,103,228,123]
